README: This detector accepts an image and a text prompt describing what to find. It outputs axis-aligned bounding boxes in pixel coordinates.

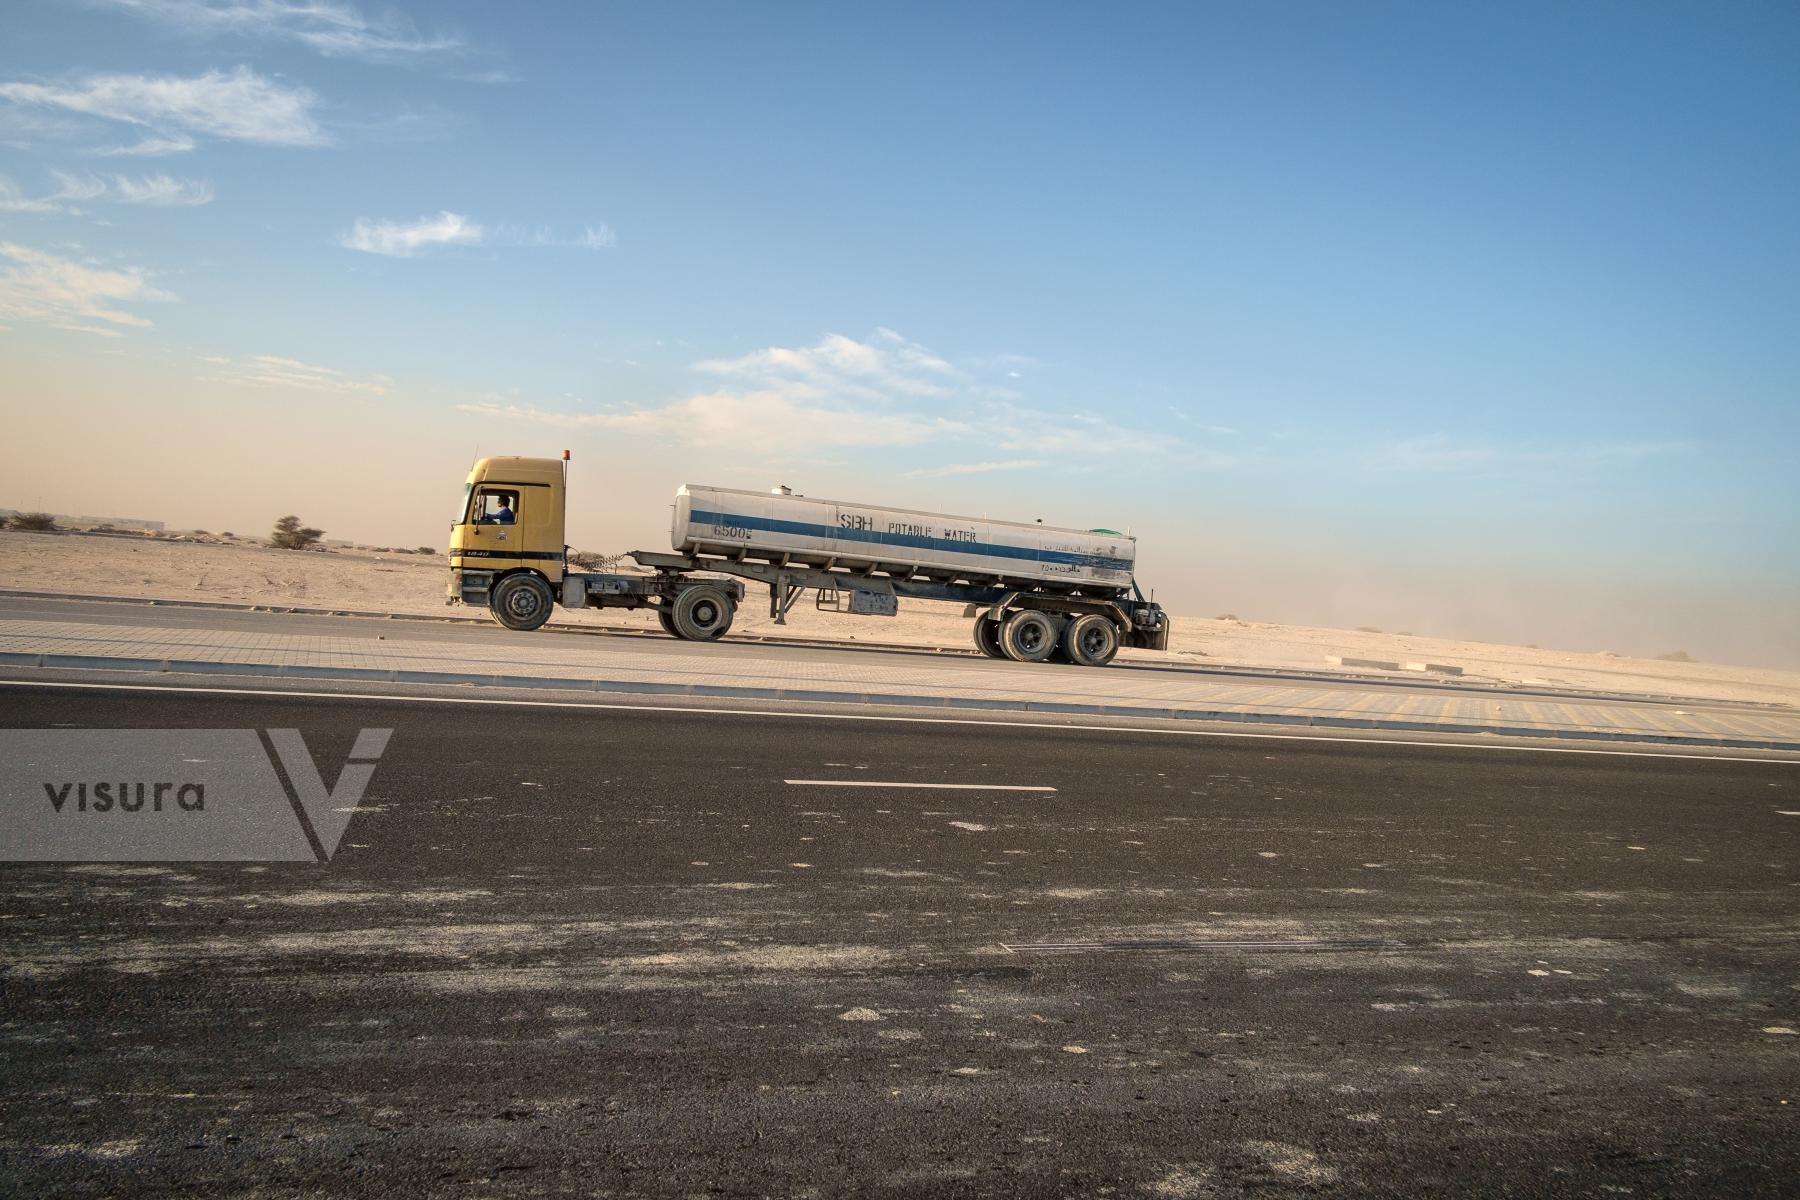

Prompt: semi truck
[447,454,1169,667]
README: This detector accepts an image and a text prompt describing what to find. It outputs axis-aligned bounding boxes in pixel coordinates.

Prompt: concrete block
[1326,655,1401,671]
[1403,661,1465,676]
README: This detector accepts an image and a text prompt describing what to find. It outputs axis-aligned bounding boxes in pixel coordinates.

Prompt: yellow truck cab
[447,455,568,629]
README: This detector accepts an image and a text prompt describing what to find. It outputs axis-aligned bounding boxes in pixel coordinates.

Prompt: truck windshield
[454,483,472,524]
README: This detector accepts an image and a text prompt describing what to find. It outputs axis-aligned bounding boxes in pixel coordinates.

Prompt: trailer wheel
[489,573,554,632]
[655,606,678,637]
[672,584,735,641]
[973,616,1006,659]
[1063,613,1120,667]
[999,610,1057,663]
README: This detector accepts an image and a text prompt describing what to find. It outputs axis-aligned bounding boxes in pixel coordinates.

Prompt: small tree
[269,515,323,550]
[9,512,56,531]
[416,545,436,555]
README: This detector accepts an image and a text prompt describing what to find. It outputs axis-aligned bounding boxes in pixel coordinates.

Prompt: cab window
[474,489,521,524]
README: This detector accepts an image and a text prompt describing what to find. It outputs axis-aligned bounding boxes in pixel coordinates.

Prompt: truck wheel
[973,616,1007,658]
[1063,613,1120,667]
[672,585,734,641]
[489,573,554,632]
[655,606,679,637]
[999,610,1057,663]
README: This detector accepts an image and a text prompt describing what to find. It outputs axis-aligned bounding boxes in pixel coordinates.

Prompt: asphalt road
[1,682,1796,1197]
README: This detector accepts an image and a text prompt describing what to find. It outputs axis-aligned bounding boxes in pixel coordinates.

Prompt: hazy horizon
[3,3,1796,670]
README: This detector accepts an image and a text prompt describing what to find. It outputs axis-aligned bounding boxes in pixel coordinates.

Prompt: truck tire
[489,573,554,632]
[999,610,1057,663]
[973,616,1007,659]
[655,606,678,637]
[1063,613,1120,667]
[672,584,734,641]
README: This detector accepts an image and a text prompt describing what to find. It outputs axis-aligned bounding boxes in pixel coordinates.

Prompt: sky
[1,1,1796,666]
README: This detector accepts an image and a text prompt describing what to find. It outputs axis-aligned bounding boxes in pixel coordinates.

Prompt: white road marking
[1778,810,1800,816]
[2,679,1796,766]
[785,779,1055,792]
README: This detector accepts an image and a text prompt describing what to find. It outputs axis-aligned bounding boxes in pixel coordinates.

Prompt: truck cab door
[467,487,522,558]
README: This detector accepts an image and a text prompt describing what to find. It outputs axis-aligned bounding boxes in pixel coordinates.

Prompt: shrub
[416,545,437,555]
[10,512,56,531]
[269,515,324,550]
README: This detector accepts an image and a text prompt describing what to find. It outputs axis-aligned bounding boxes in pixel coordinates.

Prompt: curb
[3,650,1796,754]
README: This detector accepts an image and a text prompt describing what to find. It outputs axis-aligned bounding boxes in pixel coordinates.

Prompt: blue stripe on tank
[687,507,1132,572]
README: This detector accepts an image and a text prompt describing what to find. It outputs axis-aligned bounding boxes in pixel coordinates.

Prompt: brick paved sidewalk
[2,616,1797,751]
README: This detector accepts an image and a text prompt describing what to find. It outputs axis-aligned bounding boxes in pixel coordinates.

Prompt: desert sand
[2,529,1795,707]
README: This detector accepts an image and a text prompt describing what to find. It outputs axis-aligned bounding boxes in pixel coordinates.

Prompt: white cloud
[0,176,65,213]
[340,211,482,257]
[45,170,109,203]
[905,460,1046,479]
[484,223,613,249]
[695,329,960,404]
[0,169,213,212]
[0,67,324,147]
[90,134,197,156]
[96,0,464,63]
[978,401,1170,457]
[0,107,90,149]
[0,242,172,334]
[456,392,965,454]
[110,173,214,205]
[576,224,617,250]
[200,352,393,396]
[340,213,616,256]
[458,330,1181,463]
[1165,406,1237,435]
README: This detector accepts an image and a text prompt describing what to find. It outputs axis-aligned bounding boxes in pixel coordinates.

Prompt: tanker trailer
[448,457,1168,666]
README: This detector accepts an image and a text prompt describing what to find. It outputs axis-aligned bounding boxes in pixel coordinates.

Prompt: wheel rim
[1016,620,1046,653]
[507,587,541,618]
[693,600,718,628]
[1079,625,1109,656]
